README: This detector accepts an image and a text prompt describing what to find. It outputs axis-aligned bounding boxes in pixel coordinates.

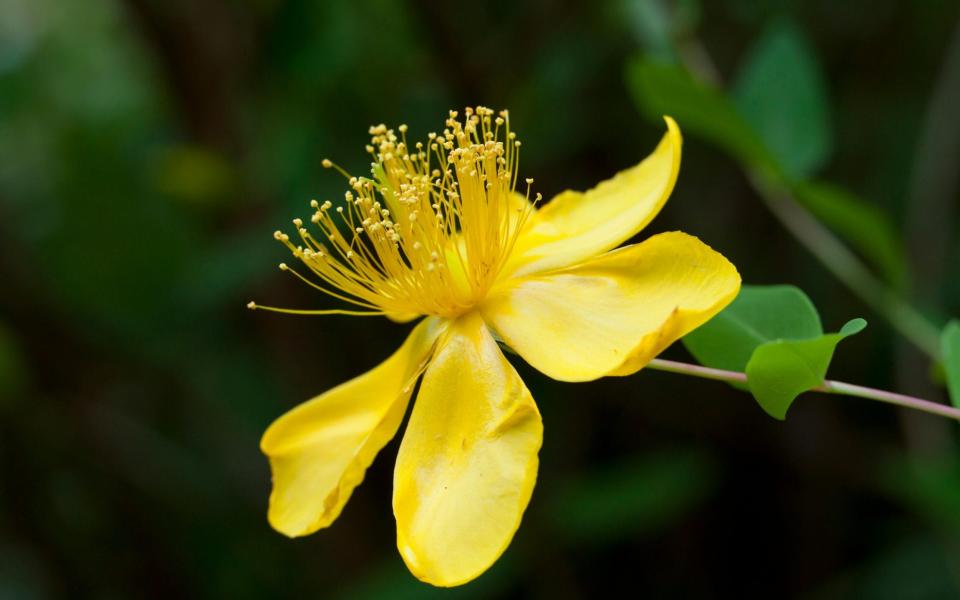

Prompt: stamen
[247,301,383,317]
[252,107,537,319]
[322,158,353,180]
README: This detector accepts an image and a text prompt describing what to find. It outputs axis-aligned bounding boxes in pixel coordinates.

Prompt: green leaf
[733,20,833,179]
[942,321,960,408]
[623,0,675,60]
[622,0,701,58]
[793,180,907,287]
[549,449,718,544]
[683,285,866,419]
[625,57,778,174]
[682,285,822,373]
[746,318,867,420]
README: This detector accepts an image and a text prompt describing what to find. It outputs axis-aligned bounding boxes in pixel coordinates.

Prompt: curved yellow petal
[504,116,681,277]
[261,317,445,537]
[483,231,740,382]
[393,313,542,587]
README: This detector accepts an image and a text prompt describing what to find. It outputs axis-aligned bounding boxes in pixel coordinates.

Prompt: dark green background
[2,0,960,597]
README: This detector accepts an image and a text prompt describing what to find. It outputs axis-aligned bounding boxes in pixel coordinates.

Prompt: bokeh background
[2,0,960,597]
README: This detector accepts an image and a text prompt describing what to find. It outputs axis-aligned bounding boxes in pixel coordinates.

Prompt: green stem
[647,358,960,421]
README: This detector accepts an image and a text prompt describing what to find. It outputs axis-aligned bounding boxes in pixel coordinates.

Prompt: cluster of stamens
[248,107,540,319]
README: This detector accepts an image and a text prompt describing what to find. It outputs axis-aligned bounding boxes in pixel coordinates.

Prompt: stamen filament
[246,301,384,317]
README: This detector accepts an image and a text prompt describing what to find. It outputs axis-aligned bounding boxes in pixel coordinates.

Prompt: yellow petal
[393,312,543,587]
[483,231,740,382]
[505,116,681,277]
[261,317,445,537]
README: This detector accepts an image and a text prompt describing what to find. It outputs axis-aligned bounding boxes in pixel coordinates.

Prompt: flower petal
[483,231,740,382]
[506,116,681,276]
[261,317,445,537]
[393,313,543,587]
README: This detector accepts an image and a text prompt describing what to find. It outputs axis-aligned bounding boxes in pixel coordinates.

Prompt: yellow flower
[251,107,740,586]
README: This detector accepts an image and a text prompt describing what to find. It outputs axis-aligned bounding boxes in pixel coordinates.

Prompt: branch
[647,358,960,421]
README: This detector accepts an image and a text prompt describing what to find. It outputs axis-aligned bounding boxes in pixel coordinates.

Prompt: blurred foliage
[732,19,833,179]
[548,449,719,543]
[627,56,909,289]
[1,0,960,597]
[793,181,907,287]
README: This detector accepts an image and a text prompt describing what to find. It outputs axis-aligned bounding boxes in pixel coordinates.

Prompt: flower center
[252,107,539,320]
